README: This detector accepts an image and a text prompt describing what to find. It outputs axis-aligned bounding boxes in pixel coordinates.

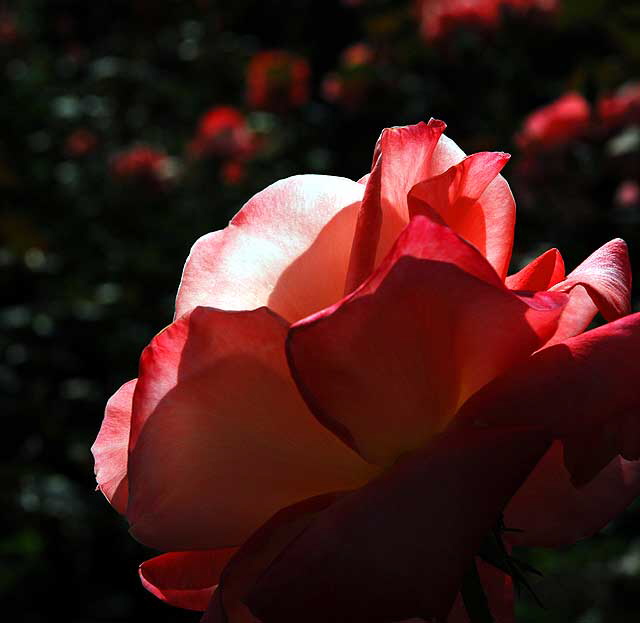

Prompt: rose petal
[202,493,341,623]
[457,312,640,486]
[505,248,565,291]
[288,216,566,466]
[550,238,631,322]
[506,441,640,547]
[344,150,383,294]
[175,175,364,322]
[91,378,136,514]
[140,548,237,611]
[371,119,447,265]
[127,306,377,551]
[246,426,550,623]
[409,151,514,278]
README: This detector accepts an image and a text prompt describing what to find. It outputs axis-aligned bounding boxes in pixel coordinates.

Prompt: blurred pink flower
[516,92,590,151]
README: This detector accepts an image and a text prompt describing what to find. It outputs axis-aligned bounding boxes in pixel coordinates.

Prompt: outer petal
[550,238,631,321]
[126,306,377,551]
[409,151,514,278]
[246,426,550,623]
[542,239,630,346]
[505,248,565,291]
[456,312,640,487]
[139,548,237,611]
[506,442,640,547]
[287,216,566,466]
[91,379,136,514]
[175,175,364,322]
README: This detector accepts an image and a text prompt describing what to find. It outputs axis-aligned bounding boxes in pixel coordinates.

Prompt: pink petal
[246,426,550,623]
[91,378,136,514]
[139,548,237,611]
[287,216,566,466]
[428,134,516,280]
[550,238,631,322]
[409,151,514,278]
[505,248,565,291]
[175,175,364,322]
[372,119,446,265]
[127,306,378,551]
[506,442,640,547]
[457,312,640,487]
[344,150,383,294]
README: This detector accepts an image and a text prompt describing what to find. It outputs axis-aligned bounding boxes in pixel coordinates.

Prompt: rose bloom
[597,82,640,131]
[94,120,640,622]
[246,50,310,112]
[188,106,256,161]
[416,0,558,41]
[516,92,590,152]
[110,145,171,186]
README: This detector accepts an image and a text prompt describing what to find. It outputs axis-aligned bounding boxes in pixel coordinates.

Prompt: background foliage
[3,0,640,620]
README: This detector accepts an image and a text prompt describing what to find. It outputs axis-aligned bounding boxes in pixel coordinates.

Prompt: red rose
[516,92,590,151]
[94,121,639,622]
[110,145,172,186]
[416,0,559,41]
[246,50,310,112]
[597,82,640,131]
[189,106,256,160]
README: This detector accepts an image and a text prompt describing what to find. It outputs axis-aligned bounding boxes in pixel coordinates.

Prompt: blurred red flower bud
[111,146,172,187]
[65,129,98,158]
[189,106,256,160]
[246,50,310,112]
[597,83,640,132]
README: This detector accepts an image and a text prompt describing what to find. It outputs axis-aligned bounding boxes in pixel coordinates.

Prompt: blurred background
[2,0,640,620]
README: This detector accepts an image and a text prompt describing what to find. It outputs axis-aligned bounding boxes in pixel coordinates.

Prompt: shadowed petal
[506,442,640,547]
[139,548,237,611]
[288,216,566,466]
[457,313,640,486]
[175,175,364,322]
[91,378,136,514]
[127,307,378,551]
[246,426,549,623]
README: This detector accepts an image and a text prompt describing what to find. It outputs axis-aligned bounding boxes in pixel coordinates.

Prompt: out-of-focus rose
[322,43,376,110]
[188,106,256,160]
[516,92,590,151]
[110,145,173,187]
[416,0,558,41]
[0,11,19,46]
[94,120,640,622]
[597,82,640,131]
[65,128,98,158]
[246,50,310,112]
